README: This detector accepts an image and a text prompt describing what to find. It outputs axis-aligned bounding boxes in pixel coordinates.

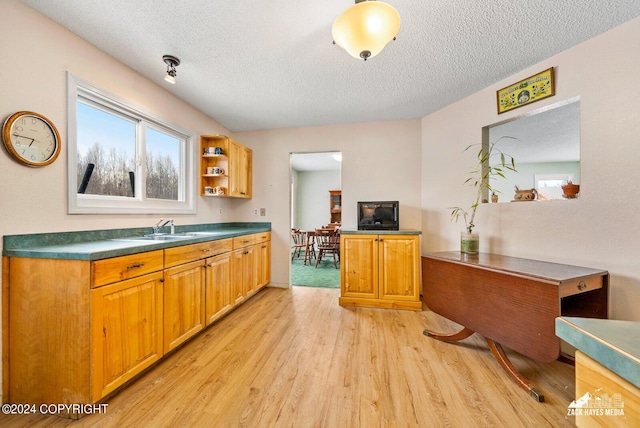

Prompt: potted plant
[450,137,517,254]
[561,180,580,198]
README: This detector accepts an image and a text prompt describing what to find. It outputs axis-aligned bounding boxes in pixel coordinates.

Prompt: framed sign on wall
[497,67,555,114]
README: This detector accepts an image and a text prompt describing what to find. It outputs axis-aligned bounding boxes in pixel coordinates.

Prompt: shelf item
[200,135,252,198]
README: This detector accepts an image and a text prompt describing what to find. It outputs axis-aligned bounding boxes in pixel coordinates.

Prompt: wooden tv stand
[421,252,608,402]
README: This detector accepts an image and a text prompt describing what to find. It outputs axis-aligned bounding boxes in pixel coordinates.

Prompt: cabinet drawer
[559,275,603,298]
[233,234,256,249]
[254,231,270,243]
[92,250,164,288]
[164,239,232,268]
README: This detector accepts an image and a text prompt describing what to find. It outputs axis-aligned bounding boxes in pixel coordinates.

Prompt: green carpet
[290,255,340,288]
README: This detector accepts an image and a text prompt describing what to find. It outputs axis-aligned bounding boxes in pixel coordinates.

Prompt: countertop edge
[555,317,640,389]
[3,223,271,261]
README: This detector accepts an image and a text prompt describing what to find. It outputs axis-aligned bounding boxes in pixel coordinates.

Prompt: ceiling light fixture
[332,0,400,61]
[163,55,180,84]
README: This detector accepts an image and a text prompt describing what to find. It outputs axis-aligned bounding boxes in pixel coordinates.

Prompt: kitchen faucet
[152,218,175,235]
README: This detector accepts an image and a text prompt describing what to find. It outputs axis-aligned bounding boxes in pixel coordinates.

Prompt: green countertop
[3,222,270,261]
[556,317,640,389]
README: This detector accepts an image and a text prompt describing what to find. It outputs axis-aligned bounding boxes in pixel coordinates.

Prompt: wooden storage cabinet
[339,234,421,311]
[575,350,640,427]
[8,252,165,412]
[163,260,206,353]
[91,272,164,400]
[329,190,341,223]
[228,140,252,198]
[204,252,233,325]
[257,237,271,289]
[200,135,252,199]
[231,232,271,304]
[5,231,270,409]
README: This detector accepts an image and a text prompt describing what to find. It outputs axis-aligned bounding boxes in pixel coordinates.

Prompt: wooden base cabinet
[205,252,233,325]
[91,272,164,401]
[339,234,421,311]
[7,251,165,414]
[575,351,640,427]
[4,231,270,412]
[163,260,206,354]
[231,232,271,304]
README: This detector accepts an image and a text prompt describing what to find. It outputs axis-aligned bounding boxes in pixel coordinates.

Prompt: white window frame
[67,73,195,214]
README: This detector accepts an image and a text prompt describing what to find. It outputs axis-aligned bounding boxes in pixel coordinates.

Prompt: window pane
[76,101,136,197]
[146,127,181,200]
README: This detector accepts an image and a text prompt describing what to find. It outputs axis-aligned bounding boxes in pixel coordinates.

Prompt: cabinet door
[341,234,378,299]
[204,252,233,325]
[378,235,420,302]
[229,140,252,198]
[231,249,246,304]
[163,260,205,353]
[91,271,163,401]
[257,240,271,289]
[246,244,263,296]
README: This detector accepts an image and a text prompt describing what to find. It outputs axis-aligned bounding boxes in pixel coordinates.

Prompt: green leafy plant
[450,137,517,233]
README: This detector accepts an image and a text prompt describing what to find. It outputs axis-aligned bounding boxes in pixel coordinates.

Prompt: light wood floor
[1,286,576,427]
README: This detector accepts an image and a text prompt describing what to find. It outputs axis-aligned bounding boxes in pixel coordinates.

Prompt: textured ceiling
[19,0,640,132]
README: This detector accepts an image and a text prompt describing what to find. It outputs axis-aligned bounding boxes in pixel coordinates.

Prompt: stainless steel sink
[112,231,227,243]
[178,231,227,236]
[113,234,192,242]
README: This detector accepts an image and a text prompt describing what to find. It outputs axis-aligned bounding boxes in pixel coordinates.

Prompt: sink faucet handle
[152,218,164,234]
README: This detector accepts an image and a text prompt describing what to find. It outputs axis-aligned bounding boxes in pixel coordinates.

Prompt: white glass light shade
[164,74,176,84]
[332,1,400,60]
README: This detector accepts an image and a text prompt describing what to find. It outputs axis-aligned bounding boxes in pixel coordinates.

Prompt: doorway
[290,151,342,288]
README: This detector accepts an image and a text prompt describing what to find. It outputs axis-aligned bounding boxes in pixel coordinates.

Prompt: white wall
[421,16,640,321]
[294,170,341,231]
[236,120,423,288]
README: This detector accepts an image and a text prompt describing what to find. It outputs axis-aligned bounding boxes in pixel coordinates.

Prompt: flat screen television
[357,201,399,231]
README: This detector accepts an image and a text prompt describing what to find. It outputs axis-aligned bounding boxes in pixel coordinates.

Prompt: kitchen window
[67,73,195,214]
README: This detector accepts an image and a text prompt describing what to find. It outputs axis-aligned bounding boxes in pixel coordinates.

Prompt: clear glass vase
[460,231,479,254]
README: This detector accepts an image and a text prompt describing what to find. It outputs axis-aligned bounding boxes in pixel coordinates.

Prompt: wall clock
[2,111,61,167]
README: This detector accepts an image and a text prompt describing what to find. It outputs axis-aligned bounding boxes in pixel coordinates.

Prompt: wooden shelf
[200,135,252,198]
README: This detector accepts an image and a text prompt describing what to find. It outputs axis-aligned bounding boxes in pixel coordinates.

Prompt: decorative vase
[460,231,479,254]
[562,183,580,199]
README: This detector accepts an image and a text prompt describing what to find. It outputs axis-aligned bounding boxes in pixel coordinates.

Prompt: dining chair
[291,229,307,261]
[315,228,340,268]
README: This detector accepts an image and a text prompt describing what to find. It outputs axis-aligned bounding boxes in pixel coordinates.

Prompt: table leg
[486,338,544,402]
[422,326,475,342]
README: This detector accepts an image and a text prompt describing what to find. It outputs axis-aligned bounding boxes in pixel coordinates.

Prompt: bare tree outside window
[76,102,181,200]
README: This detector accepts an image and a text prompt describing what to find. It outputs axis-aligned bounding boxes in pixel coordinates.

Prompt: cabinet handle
[242,240,250,243]
[126,263,144,270]
[202,248,211,253]
[577,281,587,291]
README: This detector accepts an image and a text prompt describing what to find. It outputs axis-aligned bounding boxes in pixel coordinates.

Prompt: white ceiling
[20,0,640,132]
